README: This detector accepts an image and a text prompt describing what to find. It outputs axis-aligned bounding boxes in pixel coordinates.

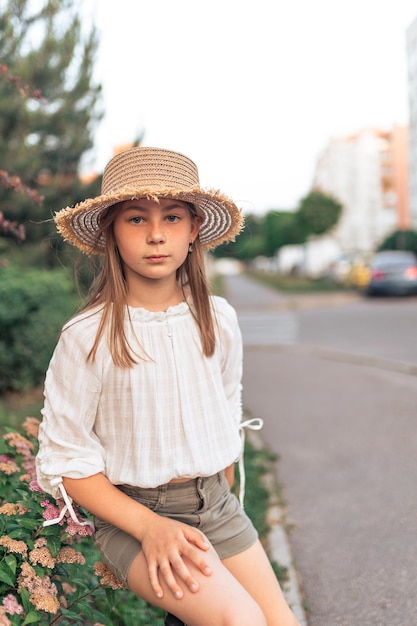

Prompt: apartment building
[407,15,417,227]
[313,127,409,254]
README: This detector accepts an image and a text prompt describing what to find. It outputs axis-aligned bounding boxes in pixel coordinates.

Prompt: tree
[212,213,262,259]
[378,229,417,255]
[0,0,102,255]
[0,65,45,245]
[295,189,343,239]
[257,190,343,259]
[262,210,306,256]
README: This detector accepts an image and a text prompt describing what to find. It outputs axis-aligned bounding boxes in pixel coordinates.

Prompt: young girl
[36,147,300,626]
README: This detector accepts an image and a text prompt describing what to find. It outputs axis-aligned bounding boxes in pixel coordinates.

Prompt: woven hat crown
[102,148,200,195]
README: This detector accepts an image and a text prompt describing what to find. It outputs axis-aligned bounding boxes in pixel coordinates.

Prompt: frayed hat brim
[55,185,244,255]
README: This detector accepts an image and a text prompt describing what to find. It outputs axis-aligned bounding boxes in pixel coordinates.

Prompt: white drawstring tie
[238,417,264,507]
[42,477,94,530]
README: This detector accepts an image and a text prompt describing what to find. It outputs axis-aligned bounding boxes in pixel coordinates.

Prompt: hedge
[0,264,80,393]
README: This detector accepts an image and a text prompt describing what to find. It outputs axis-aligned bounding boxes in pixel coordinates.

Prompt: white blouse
[36,296,244,499]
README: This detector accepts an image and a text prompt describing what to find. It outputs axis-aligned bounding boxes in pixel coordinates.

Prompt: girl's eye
[166,215,179,223]
[129,216,143,224]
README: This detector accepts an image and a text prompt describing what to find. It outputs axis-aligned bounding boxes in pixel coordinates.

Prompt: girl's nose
[147,220,165,244]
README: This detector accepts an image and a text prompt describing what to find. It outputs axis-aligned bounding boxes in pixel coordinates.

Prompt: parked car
[366,250,417,296]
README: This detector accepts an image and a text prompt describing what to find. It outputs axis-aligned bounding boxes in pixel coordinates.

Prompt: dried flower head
[0,459,19,475]
[59,594,68,609]
[21,416,40,439]
[34,537,48,548]
[18,561,37,590]
[29,592,60,614]
[29,546,56,568]
[0,536,28,557]
[3,432,34,453]
[0,607,12,626]
[0,502,30,516]
[61,582,76,595]
[93,562,125,589]
[18,562,59,614]
[56,546,85,564]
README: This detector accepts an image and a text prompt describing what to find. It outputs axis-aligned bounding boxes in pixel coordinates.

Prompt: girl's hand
[139,514,212,600]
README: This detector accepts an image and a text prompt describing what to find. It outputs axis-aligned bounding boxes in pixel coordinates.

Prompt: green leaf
[15,518,39,530]
[75,600,94,620]
[0,440,10,454]
[5,553,18,574]
[21,500,44,514]
[88,608,113,626]
[46,535,63,557]
[15,488,30,498]
[41,525,64,537]
[20,587,32,613]
[8,526,34,540]
[21,610,42,625]
[60,608,85,620]
[0,568,15,586]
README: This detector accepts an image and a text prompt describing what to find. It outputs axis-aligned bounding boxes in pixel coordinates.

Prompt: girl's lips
[145,255,168,262]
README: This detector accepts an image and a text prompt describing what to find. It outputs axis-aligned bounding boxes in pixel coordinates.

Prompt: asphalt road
[223,273,417,626]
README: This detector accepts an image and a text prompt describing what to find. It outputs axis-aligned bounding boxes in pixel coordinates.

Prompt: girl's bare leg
[127,539,300,626]
[127,544,266,626]
[222,540,300,626]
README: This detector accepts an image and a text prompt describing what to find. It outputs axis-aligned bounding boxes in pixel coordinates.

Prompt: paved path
[224,273,417,626]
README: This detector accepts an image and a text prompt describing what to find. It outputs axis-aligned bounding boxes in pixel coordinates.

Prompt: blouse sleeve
[215,298,243,426]
[36,319,105,499]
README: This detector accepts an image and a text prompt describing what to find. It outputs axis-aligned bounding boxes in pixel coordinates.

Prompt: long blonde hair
[78,201,216,366]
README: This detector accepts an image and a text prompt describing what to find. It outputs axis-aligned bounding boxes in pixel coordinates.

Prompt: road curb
[248,430,308,625]
[267,508,308,626]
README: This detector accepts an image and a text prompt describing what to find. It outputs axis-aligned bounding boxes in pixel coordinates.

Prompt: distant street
[224,272,417,626]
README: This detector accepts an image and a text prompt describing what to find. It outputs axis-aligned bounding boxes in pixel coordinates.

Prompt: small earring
[188,242,194,253]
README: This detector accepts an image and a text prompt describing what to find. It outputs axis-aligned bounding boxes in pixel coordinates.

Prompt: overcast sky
[82,0,417,214]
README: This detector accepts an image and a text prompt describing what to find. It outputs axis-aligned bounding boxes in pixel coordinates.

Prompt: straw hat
[55,147,244,254]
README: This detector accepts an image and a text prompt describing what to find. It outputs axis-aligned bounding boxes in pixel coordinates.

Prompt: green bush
[0,417,164,625]
[0,265,80,393]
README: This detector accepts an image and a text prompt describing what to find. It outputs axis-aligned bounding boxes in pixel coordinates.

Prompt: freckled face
[112,198,200,286]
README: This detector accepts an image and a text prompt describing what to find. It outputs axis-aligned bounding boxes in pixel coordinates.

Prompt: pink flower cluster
[40,500,93,537]
[1,419,93,538]
[2,594,24,615]
[40,500,64,525]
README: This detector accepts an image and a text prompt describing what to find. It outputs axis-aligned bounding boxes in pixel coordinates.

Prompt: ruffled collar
[126,299,191,322]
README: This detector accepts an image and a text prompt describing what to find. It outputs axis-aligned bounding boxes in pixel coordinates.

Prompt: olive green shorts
[93,471,258,585]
